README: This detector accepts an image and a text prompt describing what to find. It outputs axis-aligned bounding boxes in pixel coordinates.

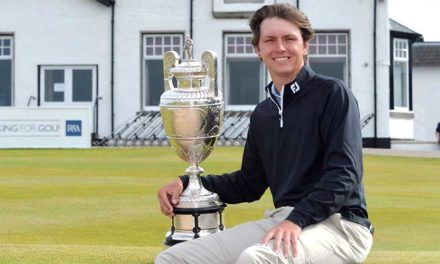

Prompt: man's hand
[157,178,184,217]
[261,220,302,258]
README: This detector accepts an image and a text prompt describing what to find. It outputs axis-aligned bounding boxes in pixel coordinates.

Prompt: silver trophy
[159,36,225,246]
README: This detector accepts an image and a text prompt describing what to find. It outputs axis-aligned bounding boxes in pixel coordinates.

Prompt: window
[73,69,93,102]
[0,36,13,106]
[393,38,409,109]
[225,33,265,106]
[40,65,96,105]
[44,69,65,102]
[143,34,183,107]
[224,0,264,3]
[308,33,349,84]
[213,0,274,18]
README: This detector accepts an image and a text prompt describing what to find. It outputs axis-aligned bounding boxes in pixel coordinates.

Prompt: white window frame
[0,35,14,106]
[40,65,97,107]
[224,33,266,110]
[393,38,410,111]
[213,0,275,18]
[142,33,184,110]
[0,36,13,59]
[308,32,349,84]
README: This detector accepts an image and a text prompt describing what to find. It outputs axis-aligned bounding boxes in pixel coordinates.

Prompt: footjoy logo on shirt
[290,82,300,94]
[65,120,82,136]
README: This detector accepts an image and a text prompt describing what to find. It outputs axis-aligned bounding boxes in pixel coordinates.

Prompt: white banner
[0,107,91,148]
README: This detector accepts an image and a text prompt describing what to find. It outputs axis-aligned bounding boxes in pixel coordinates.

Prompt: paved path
[363,148,440,158]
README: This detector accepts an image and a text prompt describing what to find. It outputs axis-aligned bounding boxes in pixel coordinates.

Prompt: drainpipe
[110,2,115,134]
[190,0,194,38]
[373,0,378,147]
[96,0,116,135]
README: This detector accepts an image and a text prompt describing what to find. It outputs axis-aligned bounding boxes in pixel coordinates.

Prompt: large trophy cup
[159,36,225,246]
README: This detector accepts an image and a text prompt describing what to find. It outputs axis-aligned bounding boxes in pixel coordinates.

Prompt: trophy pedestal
[163,165,226,247]
[164,204,226,247]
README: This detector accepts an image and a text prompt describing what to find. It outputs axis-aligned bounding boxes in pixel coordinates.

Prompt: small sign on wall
[53,83,65,92]
[0,107,91,148]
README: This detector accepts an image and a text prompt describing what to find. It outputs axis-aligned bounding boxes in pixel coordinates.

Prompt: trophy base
[163,165,226,247]
[164,204,226,247]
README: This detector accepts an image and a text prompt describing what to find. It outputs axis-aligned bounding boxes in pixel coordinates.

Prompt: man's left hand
[261,220,302,258]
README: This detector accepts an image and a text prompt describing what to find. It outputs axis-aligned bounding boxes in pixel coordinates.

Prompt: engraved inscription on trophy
[159,36,225,246]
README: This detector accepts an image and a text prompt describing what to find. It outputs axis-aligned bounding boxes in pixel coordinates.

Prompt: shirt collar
[265,64,315,95]
[270,83,282,105]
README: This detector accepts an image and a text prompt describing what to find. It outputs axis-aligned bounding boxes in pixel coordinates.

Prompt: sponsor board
[0,107,91,148]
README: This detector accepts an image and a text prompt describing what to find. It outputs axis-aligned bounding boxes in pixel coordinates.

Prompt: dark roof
[390,19,420,35]
[413,42,440,67]
[389,19,423,42]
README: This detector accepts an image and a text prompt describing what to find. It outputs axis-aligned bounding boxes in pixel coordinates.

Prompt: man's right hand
[157,178,184,217]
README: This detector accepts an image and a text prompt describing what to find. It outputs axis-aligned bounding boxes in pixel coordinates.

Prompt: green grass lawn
[0,147,439,263]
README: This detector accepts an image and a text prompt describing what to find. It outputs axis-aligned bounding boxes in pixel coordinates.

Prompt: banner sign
[0,107,91,148]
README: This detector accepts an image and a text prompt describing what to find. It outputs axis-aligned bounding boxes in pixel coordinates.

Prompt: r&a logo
[66,120,82,136]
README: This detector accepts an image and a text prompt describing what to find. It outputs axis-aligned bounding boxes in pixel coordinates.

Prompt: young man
[156,3,373,263]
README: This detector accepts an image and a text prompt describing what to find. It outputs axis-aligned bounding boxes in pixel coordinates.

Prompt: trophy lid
[170,36,206,79]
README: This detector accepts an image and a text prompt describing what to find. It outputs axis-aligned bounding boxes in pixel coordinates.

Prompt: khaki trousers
[155,207,373,264]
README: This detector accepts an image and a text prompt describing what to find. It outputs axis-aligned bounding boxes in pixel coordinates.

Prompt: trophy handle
[202,51,220,97]
[163,51,179,91]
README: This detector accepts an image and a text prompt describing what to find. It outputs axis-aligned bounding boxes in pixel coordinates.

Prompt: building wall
[114,0,190,130]
[0,0,390,140]
[0,0,112,136]
[413,66,440,142]
[303,0,376,125]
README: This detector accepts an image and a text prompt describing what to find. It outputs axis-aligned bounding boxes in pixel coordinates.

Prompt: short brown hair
[249,3,314,54]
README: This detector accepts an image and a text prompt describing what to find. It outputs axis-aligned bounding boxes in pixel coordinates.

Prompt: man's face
[255,17,308,83]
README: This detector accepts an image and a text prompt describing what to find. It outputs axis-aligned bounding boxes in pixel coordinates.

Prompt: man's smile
[273,57,290,62]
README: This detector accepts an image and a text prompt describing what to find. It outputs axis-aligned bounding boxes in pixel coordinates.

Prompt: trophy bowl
[159,37,225,246]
